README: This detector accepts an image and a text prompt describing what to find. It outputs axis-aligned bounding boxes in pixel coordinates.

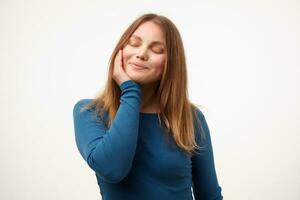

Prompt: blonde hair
[82,13,206,156]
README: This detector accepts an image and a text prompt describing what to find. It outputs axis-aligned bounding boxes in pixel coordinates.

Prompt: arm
[192,110,223,200]
[73,80,141,183]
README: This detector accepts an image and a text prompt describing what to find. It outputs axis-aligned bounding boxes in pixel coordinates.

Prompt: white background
[1,0,299,199]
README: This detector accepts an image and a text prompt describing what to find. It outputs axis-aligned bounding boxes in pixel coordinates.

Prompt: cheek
[152,56,166,69]
[122,50,129,63]
[122,47,134,66]
[150,57,165,79]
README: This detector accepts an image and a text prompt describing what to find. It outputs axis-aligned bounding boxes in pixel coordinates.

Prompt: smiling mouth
[129,63,148,70]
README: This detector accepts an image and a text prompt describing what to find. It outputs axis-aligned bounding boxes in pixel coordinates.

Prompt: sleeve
[72,80,142,183]
[192,110,223,200]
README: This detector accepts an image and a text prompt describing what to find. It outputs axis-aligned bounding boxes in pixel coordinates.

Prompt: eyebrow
[131,35,166,46]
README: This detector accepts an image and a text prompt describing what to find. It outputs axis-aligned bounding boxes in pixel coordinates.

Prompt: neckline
[139,112,160,115]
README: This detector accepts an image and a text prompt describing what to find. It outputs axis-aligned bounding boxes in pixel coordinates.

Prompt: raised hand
[112,49,131,86]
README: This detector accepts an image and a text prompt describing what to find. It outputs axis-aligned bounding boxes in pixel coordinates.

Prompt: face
[122,21,166,84]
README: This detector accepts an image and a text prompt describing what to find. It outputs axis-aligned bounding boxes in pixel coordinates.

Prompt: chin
[126,69,144,81]
[125,67,161,84]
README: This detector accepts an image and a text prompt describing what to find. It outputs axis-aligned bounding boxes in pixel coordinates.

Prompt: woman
[73,13,223,200]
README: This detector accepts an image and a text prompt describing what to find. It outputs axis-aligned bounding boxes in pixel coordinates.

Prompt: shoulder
[73,99,109,126]
[191,106,209,144]
[191,105,205,123]
[73,99,94,116]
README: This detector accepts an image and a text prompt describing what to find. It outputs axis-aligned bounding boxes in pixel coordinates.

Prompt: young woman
[73,13,223,200]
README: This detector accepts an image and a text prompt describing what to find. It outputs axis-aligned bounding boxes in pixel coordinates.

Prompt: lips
[129,62,148,69]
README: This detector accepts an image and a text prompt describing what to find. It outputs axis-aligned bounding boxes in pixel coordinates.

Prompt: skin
[112,21,166,113]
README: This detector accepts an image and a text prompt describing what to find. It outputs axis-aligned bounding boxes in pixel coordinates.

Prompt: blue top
[73,80,223,200]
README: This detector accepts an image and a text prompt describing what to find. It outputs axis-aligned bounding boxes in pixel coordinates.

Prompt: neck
[140,81,160,113]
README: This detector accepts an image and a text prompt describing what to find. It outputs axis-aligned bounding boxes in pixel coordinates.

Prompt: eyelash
[128,40,164,54]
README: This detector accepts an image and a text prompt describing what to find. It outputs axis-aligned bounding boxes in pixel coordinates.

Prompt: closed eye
[128,39,140,47]
[152,46,164,54]
[127,37,165,54]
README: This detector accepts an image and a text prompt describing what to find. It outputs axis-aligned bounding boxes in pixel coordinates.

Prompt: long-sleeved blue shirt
[73,80,223,200]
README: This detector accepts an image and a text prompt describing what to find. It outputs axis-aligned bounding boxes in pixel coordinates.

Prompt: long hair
[82,13,206,156]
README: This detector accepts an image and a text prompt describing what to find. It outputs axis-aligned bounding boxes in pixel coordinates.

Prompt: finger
[119,49,123,68]
[114,51,120,68]
[116,50,122,69]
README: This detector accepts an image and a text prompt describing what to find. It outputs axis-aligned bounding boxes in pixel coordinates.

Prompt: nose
[136,47,148,61]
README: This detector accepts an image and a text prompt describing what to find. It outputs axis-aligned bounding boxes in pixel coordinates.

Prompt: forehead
[131,21,165,43]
